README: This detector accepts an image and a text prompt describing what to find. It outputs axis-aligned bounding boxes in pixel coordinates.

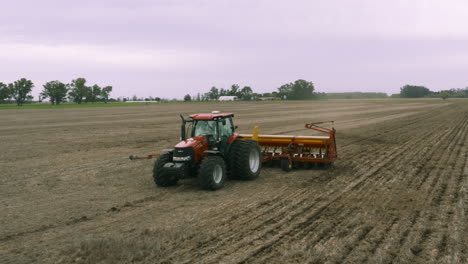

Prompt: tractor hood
[174,136,207,148]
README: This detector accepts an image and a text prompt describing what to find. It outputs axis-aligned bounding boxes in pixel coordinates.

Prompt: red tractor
[148,111,261,190]
[130,111,337,190]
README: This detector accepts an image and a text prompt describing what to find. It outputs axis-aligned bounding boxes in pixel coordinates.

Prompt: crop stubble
[0,99,466,264]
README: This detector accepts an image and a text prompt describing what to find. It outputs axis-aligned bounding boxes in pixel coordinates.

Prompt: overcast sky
[1,0,468,99]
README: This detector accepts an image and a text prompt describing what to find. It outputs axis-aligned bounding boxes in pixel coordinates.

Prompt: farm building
[218,96,238,101]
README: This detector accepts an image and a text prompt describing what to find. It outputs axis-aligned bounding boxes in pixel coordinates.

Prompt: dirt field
[1,99,467,264]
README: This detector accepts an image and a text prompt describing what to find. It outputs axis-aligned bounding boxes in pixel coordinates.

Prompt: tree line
[398,85,468,99]
[184,79,316,101]
[0,78,34,106]
[0,78,112,106]
[2,78,466,106]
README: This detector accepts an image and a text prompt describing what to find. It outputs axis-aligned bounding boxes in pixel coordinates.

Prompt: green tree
[41,81,68,105]
[85,84,101,103]
[100,86,113,103]
[68,78,88,104]
[208,86,219,100]
[184,94,192,101]
[240,86,253,100]
[278,79,314,100]
[399,85,431,98]
[219,88,227,96]
[277,83,293,99]
[9,78,34,106]
[292,79,314,99]
[228,84,239,96]
[0,82,11,103]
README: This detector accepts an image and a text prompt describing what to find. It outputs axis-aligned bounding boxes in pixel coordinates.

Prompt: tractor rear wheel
[230,139,262,180]
[153,153,178,187]
[198,155,226,190]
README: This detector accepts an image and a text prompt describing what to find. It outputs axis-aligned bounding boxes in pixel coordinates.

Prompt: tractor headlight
[173,156,192,161]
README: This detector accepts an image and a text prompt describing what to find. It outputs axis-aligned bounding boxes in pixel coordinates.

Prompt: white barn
[218,96,238,101]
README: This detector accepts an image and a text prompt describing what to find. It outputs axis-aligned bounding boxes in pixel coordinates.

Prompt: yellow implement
[239,122,337,171]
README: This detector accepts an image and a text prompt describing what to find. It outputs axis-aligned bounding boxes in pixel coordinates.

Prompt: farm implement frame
[238,121,337,171]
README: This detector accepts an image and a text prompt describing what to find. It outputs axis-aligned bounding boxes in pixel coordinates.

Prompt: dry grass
[56,227,214,264]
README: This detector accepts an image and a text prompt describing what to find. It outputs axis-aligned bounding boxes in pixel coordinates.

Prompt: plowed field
[1,99,467,264]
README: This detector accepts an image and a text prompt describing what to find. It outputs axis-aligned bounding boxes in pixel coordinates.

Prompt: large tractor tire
[153,153,178,187]
[198,155,226,190]
[230,139,262,180]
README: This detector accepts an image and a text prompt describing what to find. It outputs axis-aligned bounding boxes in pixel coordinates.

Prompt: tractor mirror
[235,125,238,130]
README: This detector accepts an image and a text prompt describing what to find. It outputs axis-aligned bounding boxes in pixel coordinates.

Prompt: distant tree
[68,78,88,104]
[9,78,34,106]
[278,79,314,100]
[219,88,227,96]
[201,93,209,101]
[184,94,192,101]
[41,81,68,105]
[440,91,449,100]
[83,84,101,103]
[399,85,431,98]
[154,97,161,102]
[196,93,201,101]
[101,86,113,104]
[0,82,11,103]
[292,79,314,99]
[229,84,239,96]
[240,86,253,100]
[208,86,219,100]
[434,87,468,98]
[277,83,292,99]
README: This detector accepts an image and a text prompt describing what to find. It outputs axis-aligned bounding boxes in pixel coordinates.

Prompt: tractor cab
[181,111,236,152]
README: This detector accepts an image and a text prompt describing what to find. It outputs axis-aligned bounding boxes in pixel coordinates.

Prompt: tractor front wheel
[198,155,226,190]
[153,153,178,187]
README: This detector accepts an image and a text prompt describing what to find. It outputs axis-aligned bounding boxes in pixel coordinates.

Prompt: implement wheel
[198,155,226,190]
[280,158,292,172]
[230,139,262,180]
[153,153,178,187]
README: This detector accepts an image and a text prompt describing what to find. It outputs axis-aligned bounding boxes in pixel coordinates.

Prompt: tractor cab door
[218,117,234,153]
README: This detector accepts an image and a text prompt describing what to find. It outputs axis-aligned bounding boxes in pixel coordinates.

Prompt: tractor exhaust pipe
[180,114,186,140]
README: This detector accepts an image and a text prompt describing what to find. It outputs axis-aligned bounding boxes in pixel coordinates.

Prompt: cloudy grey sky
[1,0,468,99]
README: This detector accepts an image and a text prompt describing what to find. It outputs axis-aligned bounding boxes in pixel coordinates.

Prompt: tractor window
[193,120,218,138]
[220,118,233,137]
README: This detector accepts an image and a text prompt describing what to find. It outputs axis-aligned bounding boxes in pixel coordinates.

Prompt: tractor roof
[189,113,234,120]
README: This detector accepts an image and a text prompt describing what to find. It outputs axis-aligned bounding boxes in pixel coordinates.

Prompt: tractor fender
[227,133,241,144]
